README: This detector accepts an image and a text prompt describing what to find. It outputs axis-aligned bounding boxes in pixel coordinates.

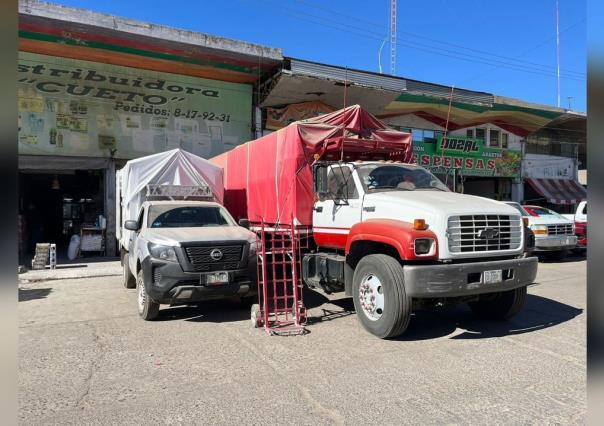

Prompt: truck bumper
[534,235,577,251]
[403,256,538,298]
[142,257,257,305]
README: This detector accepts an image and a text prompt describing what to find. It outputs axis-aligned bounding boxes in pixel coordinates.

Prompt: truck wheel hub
[359,274,384,321]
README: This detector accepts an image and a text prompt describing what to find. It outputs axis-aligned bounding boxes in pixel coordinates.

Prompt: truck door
[313,165,362,249]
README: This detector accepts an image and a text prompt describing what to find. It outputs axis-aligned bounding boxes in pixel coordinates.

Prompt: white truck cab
[303,161,538,338]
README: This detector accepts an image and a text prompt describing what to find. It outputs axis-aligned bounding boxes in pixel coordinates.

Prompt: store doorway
[19,170,105,262]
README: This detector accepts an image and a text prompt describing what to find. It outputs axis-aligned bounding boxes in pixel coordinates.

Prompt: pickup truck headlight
[414,238,435,256]
[249,240,258,256]
[530,224,548,235]
[148,243,178,262]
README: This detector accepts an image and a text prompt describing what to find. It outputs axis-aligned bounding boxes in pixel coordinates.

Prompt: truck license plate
[483,269,502,284]
[206,271,229,285]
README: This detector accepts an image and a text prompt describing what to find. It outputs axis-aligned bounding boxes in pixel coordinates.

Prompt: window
[356,163,448,193]
[327,166,358,199]
[501,133,509,148]
[148,206,234,228]
[412,128,423,141]
[475,128,486,142]
[466,129,474,138]
[435,130,444,140]
[489,129,500,147]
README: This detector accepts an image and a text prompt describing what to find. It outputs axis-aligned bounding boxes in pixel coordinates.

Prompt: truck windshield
[148,206,235,228]
[523,206,566,219]
[356,164,449,193]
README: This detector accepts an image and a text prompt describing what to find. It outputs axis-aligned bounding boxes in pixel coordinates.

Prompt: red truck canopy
[211,105,413,226]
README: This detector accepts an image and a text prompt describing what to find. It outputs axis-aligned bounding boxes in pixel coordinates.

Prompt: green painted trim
[19,30,263,76]
[393,92,562,120]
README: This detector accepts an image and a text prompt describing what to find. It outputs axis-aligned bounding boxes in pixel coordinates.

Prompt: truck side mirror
[124,220,139,231]
[238,218,250,229]
[313,163,329,200]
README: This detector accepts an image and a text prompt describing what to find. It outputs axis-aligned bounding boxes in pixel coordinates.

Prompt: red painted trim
[313,231,348,249]
[346,219,438,260]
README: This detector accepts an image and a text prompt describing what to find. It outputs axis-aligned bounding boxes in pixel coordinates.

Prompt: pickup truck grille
[547,224,573,235]
[184,245,243,272]
[448,215,522,254]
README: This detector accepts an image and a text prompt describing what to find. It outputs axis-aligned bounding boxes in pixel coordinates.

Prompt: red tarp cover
[211,105,413,225]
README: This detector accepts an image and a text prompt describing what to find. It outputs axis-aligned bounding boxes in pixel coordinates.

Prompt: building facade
[18,0,281,260]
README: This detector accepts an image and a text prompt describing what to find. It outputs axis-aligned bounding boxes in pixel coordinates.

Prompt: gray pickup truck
[122,200,258,320]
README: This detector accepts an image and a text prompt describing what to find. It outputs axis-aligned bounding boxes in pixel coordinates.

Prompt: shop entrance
[19,170,105,262]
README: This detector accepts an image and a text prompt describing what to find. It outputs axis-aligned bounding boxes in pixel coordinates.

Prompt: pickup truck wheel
[352,254,411,339]
[122,253,136,289]
[136,270,159,320]
[468,285,527,320]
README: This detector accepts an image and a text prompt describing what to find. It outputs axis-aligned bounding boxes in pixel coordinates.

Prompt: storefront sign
[412,136,521,178]
[266,101,335,130]
[522,153,575,180]
[18,52,252,159]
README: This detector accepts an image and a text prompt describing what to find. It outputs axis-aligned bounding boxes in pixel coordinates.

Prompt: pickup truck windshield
[356,164,449,193]
[523,206,565,219]
[148,206,234,228]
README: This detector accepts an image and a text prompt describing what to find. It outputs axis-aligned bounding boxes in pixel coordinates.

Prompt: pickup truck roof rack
[145,184,214,201]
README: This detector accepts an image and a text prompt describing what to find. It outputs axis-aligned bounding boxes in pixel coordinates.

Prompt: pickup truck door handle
[314,206,323,212]
[363,206,375,212]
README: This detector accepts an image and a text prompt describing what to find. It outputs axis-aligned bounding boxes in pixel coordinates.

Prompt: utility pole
[567,96,573,110]
[556,0,561,107]
[390,0,397,75]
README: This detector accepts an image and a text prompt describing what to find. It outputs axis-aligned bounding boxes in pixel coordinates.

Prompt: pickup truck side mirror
[238,218,250,229]
[313,163,329,201]
[124,220,139,231]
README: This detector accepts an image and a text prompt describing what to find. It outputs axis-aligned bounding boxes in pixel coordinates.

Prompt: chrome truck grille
[447,215,522,254]
[184,245,243,272]
[547,224,573,235]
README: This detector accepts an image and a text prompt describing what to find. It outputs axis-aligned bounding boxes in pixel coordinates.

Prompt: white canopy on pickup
[116,149,224,246]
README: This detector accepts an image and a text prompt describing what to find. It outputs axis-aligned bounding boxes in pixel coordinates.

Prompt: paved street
[18,256,586,425]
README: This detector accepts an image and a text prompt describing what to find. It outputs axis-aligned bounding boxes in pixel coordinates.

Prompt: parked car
[505,202,576,259]
[563,201,587,253]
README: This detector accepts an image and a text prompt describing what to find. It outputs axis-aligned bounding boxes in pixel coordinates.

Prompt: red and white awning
[526,178,586,205]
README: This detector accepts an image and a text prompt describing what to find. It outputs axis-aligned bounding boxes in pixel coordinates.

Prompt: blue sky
[54,0,586,111]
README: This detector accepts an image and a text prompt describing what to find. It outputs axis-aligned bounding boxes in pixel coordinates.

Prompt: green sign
[412,136,521,178]
[18,52,252,159]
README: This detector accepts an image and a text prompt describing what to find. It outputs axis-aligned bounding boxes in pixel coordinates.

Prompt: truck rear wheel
[122,253,136,289]
[352,254,411,339]
[468,285,527,320]
[137,270,159,320]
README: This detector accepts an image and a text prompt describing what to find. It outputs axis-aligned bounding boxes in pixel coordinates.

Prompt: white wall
[449,123,523,150]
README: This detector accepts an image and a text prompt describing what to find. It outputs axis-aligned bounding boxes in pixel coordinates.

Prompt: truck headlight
[148,243,178,262]
[414,238,435,255]
[530,224,548,235]
[249,240,258,255]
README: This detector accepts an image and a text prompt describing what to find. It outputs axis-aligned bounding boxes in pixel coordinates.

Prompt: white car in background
[505,202,576,259]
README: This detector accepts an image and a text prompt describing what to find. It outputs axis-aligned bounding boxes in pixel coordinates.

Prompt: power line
[290,0,585,77]
[246,0,585,81]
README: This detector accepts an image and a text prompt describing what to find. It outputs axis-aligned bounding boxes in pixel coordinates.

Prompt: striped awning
[526,178,586,205]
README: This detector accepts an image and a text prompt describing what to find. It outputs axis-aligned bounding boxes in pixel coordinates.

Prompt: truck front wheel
[352,254,411,339]
[468,285,527,320]
[136,270,160,320]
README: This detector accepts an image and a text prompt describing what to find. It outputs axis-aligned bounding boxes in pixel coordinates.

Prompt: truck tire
[122,253,136,289]
[468,285,527,320]
[136,270,159,320]
[352,254,411,339]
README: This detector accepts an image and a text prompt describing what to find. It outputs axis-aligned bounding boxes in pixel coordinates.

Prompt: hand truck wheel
[250,304,262,328]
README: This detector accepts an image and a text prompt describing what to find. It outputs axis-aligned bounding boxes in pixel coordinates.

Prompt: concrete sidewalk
[19,260,122,283]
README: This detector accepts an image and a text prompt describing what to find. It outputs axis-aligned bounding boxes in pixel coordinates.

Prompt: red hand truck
[250,220,309,336]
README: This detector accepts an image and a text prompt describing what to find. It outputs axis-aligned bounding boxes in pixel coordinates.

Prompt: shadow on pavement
[394,294,583,341]
[18,287,52,302]
[536,251,586,264]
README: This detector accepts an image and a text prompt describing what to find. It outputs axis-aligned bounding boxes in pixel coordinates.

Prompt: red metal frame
[253,220,310,335]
